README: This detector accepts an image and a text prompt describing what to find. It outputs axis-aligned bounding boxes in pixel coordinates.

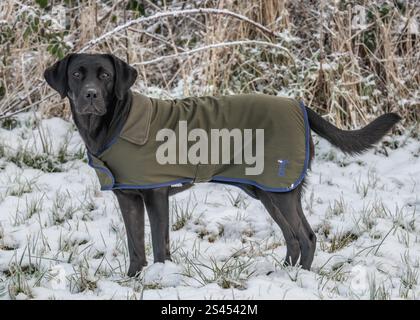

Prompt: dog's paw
[127,261,147,277]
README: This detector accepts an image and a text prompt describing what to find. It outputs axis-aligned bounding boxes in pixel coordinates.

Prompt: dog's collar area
[91,92,152,158]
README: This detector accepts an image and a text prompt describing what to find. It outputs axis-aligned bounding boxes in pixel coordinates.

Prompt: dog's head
[44,53,138,116]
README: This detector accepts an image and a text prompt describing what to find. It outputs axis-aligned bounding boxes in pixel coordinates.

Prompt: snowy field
[0,106,419,300]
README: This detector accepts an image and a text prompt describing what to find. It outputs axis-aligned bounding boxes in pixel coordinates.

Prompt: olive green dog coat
[88,92,310,192]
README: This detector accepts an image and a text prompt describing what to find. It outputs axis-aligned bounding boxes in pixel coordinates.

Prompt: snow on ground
[0,110,419,300]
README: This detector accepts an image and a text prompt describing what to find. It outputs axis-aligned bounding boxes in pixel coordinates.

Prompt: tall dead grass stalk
[0,0,418,128]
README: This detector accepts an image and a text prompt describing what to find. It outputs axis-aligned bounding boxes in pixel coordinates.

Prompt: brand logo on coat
[277,160,289,177]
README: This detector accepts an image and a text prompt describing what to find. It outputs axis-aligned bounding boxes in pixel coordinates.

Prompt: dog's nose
[85,88,98,100]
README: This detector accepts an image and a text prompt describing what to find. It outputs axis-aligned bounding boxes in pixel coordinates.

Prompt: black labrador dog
[44,53,400,277]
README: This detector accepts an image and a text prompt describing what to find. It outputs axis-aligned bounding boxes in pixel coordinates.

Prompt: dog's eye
[100,72,110,79]
[73,72,81,78]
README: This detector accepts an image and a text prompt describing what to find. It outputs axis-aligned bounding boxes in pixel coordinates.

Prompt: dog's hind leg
[294,185,317,269]
[143,187,171,263]
[257,188,315,270]
[270,188,315,270]
[256,189,301,266]
[113,189,147,277]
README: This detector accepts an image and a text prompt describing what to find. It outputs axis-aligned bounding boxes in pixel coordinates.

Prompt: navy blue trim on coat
[87,100,310,193]
[87,152,115,189]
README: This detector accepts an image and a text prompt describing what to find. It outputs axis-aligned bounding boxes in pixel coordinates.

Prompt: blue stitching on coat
[106,179,194,191]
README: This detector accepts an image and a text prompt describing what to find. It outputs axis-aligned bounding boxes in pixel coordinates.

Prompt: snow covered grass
[0,111,419,300]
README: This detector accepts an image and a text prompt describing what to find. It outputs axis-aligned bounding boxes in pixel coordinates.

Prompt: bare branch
[0,93,56,120]
[79,8,278,52]
[132,40,294,66]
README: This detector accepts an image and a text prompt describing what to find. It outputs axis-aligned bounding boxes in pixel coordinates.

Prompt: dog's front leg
[142,187,171,263]
[113,189,147,277]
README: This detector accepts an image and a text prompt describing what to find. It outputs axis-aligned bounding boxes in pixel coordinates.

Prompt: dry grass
[0,0,418,129]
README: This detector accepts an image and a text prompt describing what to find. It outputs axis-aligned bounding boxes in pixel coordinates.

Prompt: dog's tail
[305,107,401,155]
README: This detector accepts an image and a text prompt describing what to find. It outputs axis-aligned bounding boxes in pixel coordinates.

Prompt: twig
[128,28,186,52]
[0,85,41,115]
[131,40,294,66]
[0,92,56,120]
[79,8,277,52]
[98,0,126,25]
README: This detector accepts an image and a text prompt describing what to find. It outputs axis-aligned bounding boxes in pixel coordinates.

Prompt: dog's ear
[44,54,74,99]
[106,54,138,100]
